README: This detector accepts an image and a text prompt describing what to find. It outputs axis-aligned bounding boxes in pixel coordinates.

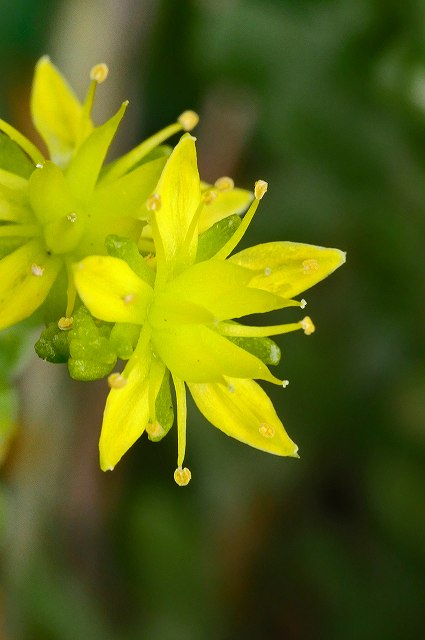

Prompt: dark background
[1,1,425,638]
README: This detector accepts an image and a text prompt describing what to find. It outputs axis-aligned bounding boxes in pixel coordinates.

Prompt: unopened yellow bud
[174,466,192,486]
[214,176,234,191]
[90,63,109,83]
[254,179,268,200]
[58,316,73,331]
[300,316,315,335]
[108,373,127,389]
[178,110,199,131]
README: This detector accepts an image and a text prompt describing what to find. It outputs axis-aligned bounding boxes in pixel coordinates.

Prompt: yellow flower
[73,135,345,485]
[2,58,248,330]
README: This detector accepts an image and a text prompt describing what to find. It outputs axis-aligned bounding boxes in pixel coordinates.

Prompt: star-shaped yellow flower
[73,134,345,485]
[2,58,251,330]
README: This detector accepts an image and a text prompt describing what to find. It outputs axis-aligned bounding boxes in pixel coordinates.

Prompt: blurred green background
[1,0,425,638]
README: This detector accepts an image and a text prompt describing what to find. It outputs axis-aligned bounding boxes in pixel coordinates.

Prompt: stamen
[31,263,44,277]
[302,258,319,273]
[172,374,188,469]
[300,316,315,335]
[108,373,127,389]
[300,299,307,309]
[36,163,43,169]
[213,191,261,260]
[202,189,218,205]
[67,212,77,223]
[254,179,268,200]
[146,193,161,211]
[177,110,199,132]
[58,316,73,331]
[282,380,289,388]
[218,320,305,338]
[214,176,234,191]
[174,466,192,486]
[259,423,275,438]
[90,63,109,84]
[264,267,272,276]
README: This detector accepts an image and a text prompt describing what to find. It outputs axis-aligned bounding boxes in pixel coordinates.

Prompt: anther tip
[146,193,161,212]
[108,373,127,389]
[214,176,235,192]
[301,316,315,335]
[174,466,192,486]
[90,63,109,83]
[254,179,268,200]
[58,316,73,331]
[178,110,199,131]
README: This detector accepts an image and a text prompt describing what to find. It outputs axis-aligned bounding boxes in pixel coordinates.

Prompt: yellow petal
[160,259,299,321]
[0,240,61,330]
[30,56,86,167]
[149,134,201,279]
[198,186,253,233]
[188,377,298,456]
[65,101,128,201]
[150,324,280,384]
[229,242,346,297]
[99,329,152,470]
[73,255,154,324]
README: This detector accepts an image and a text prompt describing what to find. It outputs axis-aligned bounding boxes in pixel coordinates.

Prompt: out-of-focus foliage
[1,0,425,639]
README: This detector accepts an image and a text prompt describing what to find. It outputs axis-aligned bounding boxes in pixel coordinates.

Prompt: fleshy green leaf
[188,377,298,457]
[196,214,241,262]
[34,322,70,363]
[229,242,346,298]
[226,334,281,366]
[31,56,86,167]
[73,255,154,324]
[105,235,155,287]
[149,370,174,442]
[109,322,141,360]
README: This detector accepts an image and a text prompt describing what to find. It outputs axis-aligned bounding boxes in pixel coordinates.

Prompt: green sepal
[226,332,281,366]
[196,214,241,262]
[148,370,174,442]
[109,323,141,360]
[34,322,70,363]
[106,234,155,286]
[0,133,35,178]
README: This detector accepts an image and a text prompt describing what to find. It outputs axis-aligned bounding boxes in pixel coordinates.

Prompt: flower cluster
[0,58,345,485]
